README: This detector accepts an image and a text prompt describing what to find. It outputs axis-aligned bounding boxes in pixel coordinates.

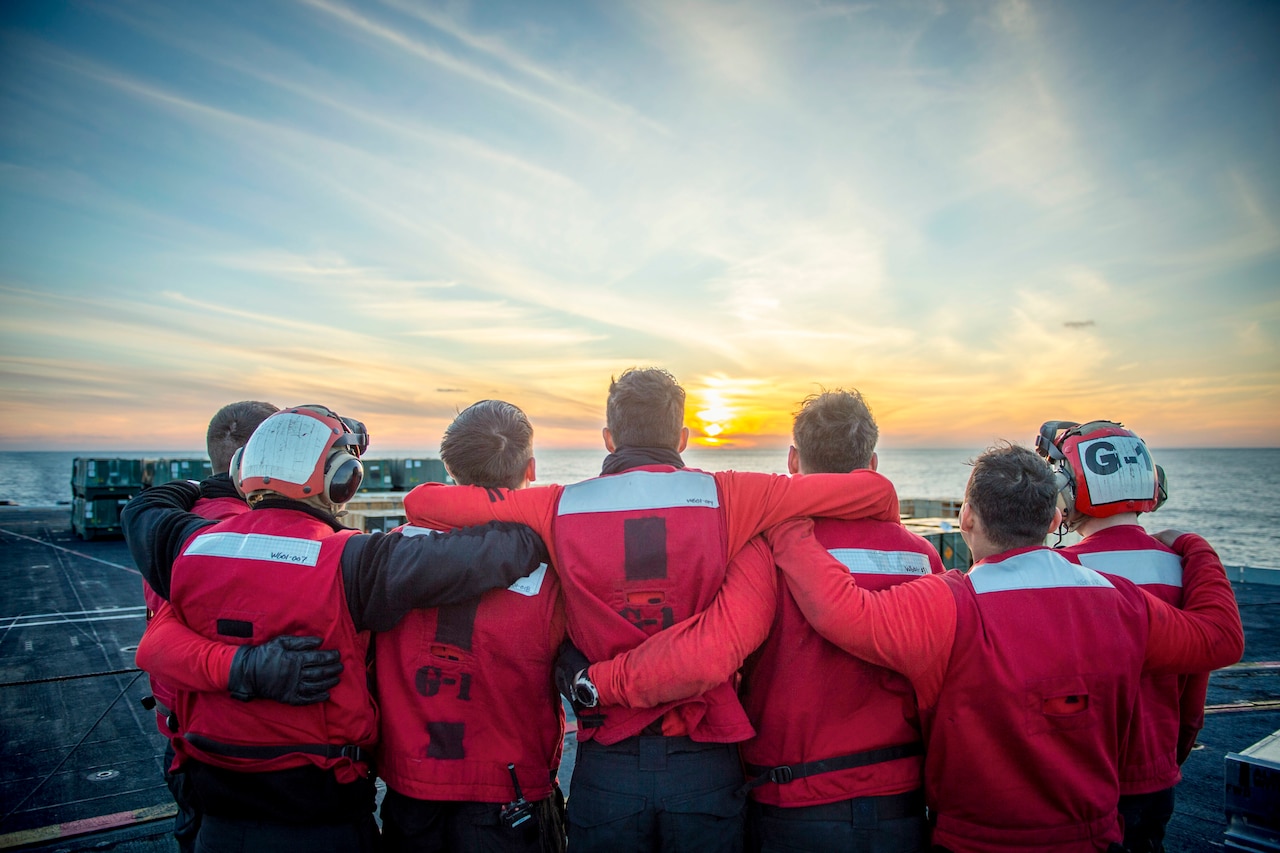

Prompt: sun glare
[693,389,736,446]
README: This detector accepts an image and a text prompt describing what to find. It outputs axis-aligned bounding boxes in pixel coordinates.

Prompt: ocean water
[3,447,1276,569]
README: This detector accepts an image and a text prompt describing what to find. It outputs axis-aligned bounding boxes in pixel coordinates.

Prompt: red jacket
[143,493,250,740]
[765,521,1243,853]
[553,466,749,744]
[741,517,943,806]
[404,463,900,744]
[377,527,566,802]
[926,548,1147,852]
[1065,525,1209,794]
[168,508,375,783]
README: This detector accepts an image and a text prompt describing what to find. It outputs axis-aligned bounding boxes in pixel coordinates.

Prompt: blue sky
[1,0,1277,451]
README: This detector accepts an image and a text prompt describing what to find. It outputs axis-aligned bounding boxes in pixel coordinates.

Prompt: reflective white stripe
[970,549,1114,594]
[508,563,548,597]
[558,469,719,515]
[184,532,322,566]
[398,525,437,538]
[1075,549,1183,588]
[828,548,932,577]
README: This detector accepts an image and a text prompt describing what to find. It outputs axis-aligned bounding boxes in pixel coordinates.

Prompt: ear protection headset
[1035,419,1167,518]
[231,405,369,505]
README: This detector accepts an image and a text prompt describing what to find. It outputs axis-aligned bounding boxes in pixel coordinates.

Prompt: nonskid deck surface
[1,508,1276,852]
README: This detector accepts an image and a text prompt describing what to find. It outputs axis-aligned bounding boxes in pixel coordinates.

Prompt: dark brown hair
[206,401,279,475]
[792,389,878,473]
[965,443,1059,551]
[606,368,685,449]
[440,400,533,489]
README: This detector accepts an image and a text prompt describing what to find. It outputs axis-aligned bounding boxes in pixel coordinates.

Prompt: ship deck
[1,506,1276,851]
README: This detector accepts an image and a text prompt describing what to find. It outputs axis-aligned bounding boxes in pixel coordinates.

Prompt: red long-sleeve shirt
[402,469,900,574]
[766,522,1242,711]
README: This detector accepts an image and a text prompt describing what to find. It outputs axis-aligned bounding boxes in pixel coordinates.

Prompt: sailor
[141,400,278,853]
[1040,420,1203,853]
[378,400,568,853]
[403,368,903,853]
[125,404,548,853]
[759,442,1242,853]
[571,389,943,852]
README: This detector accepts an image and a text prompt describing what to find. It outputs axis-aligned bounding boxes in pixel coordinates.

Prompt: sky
[1,0,1278,453]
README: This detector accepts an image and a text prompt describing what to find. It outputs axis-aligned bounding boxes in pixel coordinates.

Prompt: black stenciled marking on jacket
[216,619,253,639]
[415,667,473,701]
[435,600,479,651]
[624,517,667,580]
[620,517,674,632]
[426,721,466,760]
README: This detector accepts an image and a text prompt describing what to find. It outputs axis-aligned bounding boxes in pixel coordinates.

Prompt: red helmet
[1035,420,1167,518]
[231,405,368,505]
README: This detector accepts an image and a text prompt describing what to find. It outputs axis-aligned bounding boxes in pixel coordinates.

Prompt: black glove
[228,636,343,705]
[553,640,598,709]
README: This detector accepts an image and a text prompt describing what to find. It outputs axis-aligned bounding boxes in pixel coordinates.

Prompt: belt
[741,742,923,796]
[754,789,925,823]
[185,733,371,764]
[579,735,734,756]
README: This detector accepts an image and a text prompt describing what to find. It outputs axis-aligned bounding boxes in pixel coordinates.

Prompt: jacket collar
[600,446,685,476]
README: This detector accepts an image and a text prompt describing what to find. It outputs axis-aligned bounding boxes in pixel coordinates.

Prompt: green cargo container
[923,531,972,571]
[392,458,451,489]
[358,459,397,492]
[72,493,134,540]
[346,509,406,534]
[72,458,145,493]
[146,458,214,486]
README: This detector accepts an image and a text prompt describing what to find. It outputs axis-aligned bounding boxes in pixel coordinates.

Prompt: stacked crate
[393,458,451,489]
[358,459,397,492]
[903,517,973,571]
[70,458,144,540]
[145,458,214,486]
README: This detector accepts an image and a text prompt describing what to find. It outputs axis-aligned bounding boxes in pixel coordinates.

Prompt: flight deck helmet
[231,405,368,506]
[1035,420,1167,519]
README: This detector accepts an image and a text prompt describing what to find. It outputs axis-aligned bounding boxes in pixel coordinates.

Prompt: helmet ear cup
[1052,466,1074,510]
[229,446,247,499]
[324,450,363,504]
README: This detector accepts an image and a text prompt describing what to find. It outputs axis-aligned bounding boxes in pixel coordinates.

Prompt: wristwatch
[571,669,599,708]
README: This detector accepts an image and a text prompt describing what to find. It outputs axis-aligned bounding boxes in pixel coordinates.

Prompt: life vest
[552,466,752,745]
[740,518,939,806]
[924,548,1148,853]
[1067,525,1186,795]
[377,526,565,803]
[168,508,375,784]
[143,495,252,740]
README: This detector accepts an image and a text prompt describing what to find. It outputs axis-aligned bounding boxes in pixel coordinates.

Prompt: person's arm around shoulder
[588,536,778,708]
[342,521,550,633]
[121,480,217,600]
[136,604,342,704]
[716,470,900,556]
[403,482,560,539]
[1142,530,1244,675]
[765,517,955,706]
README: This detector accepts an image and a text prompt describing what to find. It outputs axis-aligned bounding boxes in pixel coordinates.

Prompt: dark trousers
[380,786,566,853]
[194,813,380,853]
[1118,787,1176,853]
[162,741,201,853]
[567,736,745,853]
[747,790,926,853]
